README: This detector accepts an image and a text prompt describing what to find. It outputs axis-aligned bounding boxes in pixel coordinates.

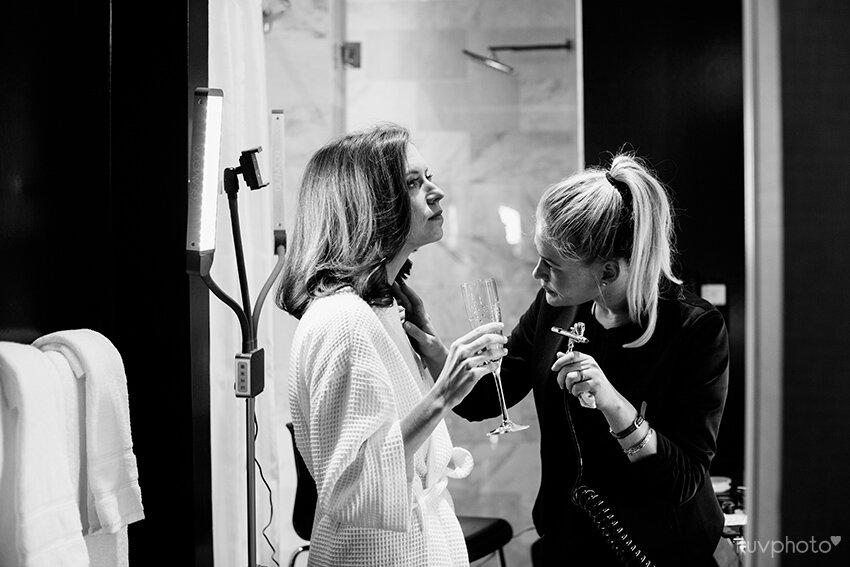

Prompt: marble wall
[264,0,344,562]
[266,1,579,565]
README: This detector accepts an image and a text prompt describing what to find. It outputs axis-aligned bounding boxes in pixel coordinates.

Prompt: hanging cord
[254,412,280,566]
[563,390,655,566]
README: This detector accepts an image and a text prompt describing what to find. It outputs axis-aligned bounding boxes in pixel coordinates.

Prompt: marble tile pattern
[264,0,342,562]
[266,1,578,565]
[346,2,579,566]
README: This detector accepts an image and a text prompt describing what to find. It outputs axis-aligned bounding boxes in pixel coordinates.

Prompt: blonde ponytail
[608,154,681,347]
[537,153,680,347]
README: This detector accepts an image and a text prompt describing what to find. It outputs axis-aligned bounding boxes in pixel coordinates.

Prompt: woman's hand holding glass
[434,322,508,409]
[461,278,528,435]
[552,351,621,411]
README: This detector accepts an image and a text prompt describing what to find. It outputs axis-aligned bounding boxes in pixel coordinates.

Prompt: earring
[601,282,608,287]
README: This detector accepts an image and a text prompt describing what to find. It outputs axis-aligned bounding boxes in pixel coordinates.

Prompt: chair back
[286,422,317,541]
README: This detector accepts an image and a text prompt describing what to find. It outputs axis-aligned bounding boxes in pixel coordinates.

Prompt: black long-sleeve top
[454,285,729,565]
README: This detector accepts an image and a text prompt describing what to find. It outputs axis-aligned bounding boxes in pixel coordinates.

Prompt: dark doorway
[1,1,211,564]
[583,0,745,480]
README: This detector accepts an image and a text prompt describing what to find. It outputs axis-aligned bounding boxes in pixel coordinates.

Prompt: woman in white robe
[277,123,507,567]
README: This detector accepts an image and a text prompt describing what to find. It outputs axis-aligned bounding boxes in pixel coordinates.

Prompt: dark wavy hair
[275,123,413,319]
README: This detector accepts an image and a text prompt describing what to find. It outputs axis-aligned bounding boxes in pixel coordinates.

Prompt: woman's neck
[593,276,631,329]
[385,253,409,284]
[593,301,632,329]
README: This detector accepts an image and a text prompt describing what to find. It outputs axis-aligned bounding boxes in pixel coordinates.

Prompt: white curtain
[208,1,283,565]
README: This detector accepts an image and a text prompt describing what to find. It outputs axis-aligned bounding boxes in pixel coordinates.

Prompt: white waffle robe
[289,288,474,567]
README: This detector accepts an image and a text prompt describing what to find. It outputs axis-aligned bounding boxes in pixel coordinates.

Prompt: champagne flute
[461,278,529,436]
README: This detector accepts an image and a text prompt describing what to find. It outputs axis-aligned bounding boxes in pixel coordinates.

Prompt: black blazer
[455,286,729,566]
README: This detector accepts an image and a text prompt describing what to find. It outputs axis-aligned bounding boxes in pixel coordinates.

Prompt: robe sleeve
[302,305,412,532]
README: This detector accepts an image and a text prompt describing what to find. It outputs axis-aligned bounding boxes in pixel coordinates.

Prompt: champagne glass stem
[492,364,511,422]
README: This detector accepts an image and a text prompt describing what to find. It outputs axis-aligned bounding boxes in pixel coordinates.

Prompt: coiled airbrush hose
[563,388,655,566]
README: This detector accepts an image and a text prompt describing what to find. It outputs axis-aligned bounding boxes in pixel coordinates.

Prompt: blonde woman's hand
[552,351,621,411]
[434,322,507,408]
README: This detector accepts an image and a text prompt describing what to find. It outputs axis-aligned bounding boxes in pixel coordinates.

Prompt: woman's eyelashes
[542,259,563,274]
[406,172,434,190]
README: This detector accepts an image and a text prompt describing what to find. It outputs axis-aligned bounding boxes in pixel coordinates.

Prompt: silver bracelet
[624,427,654,457]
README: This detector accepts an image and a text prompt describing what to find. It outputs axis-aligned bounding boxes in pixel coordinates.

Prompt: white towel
[33,330,144,535]
[42,350,86,524]
[42,348,128,567]
[0,342,89,567]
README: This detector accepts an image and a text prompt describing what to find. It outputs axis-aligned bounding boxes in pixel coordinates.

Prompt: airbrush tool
[551,323,596,408]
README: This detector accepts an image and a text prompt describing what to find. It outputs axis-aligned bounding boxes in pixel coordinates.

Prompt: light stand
[187,87,287,567]
[220,148,288,567]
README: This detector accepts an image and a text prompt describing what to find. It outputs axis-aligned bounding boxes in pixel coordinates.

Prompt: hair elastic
[605,171,634,258]
[605,171,632,210]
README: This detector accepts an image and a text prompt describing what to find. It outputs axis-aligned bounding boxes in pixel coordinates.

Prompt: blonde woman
[277,123,507,566]
[400,154,729,566]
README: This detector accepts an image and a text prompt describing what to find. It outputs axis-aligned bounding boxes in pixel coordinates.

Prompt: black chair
[287,422,316,567]
[460,514,513,565]
[286,422,513,566]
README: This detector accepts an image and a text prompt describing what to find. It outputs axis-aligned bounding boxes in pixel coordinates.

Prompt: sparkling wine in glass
[461,278,529,436]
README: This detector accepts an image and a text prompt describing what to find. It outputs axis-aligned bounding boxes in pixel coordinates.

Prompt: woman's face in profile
[403,143,445,251]
[532,227,602,307]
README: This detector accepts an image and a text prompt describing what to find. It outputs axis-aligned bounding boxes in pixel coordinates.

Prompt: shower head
[462,49,514,74]
[462,39,573,75]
